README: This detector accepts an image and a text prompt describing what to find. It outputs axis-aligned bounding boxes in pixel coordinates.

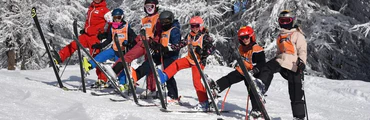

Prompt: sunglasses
[190,24,200,28]
[278,17,293,25]
[238,35,250,41]
[145,3,155,9]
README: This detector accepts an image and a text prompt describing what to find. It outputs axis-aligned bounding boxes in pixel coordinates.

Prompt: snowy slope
[0,65,369,120]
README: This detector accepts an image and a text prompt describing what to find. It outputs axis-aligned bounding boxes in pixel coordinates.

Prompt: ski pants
[216,70,260,110]
[258,59,306,118]
[58,34,107,81]
[133,55,178,99]
[111,40,179,99]
[89,48,119,69]
[163,57,208,103]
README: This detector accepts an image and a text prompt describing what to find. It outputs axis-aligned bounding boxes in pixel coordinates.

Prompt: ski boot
[253,78,266,103]
[82,57,92,73]
[293,117,305,120]
[249,109,263,119]
[119,84,129,92]
[166,96,182,105]
[193,101,210,111]
[139,90,157,99]
[50,50,62,72]
[91,79,109,88]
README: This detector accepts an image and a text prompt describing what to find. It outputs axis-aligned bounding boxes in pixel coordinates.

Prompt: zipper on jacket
[85,5,96,33]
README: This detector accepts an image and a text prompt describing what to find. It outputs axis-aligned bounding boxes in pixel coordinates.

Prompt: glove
[149,41,162,51]
[296,57,305,80]
[97,32,107,40]
[249,67,260,75]
[80,29,86,35]
[194,46,202,55]
[297,58,305,72]
[91,43,103,49]
[122,40,129,47]
[200,58,207,66]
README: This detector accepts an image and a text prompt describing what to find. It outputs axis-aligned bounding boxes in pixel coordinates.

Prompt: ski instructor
[54,0,111,86]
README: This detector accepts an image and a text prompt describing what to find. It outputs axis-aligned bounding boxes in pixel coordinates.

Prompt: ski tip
[31,7,37,18]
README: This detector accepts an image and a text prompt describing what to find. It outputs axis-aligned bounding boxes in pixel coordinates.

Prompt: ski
[232,46,270,119]
[160,108,231,113]
[31,7,65,89]
[71,20,128,99]
[91,91,117,96]
[112,33,140,104]
[109,98,128,102]
[140,29,167,109]
[72,21,87,93]
[188,45,221,115]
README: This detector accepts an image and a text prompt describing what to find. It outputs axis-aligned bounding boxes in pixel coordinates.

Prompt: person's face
[190,24,200,33]
[93,0,103,4]
[113,15,122,22]
[239,35,251,45]
[144,3,156,14]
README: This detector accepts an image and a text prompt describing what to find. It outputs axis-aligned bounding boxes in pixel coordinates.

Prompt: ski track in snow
[0,65,369,120]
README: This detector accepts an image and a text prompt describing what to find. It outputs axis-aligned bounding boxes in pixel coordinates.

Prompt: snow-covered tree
[1,0,369,81]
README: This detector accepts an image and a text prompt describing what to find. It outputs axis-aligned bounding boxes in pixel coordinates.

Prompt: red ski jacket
[84,0,110,36]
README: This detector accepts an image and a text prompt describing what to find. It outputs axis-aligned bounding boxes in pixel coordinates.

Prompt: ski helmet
[189,16,204,30]
[278,10,296,30]
[159,10,174,25]
[145,0,158,4]
[237,26,256,44]
[144,0,159,15]
[111,8,124,21]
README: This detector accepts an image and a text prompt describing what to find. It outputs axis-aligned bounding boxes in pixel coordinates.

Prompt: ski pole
[302,76,308,120]
[221,87,231,111]
[245,95,250,120]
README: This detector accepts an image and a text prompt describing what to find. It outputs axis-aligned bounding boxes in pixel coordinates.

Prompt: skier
[112,10,183,102]
[53,0,111,86]
[257,10,307,120]
[232,0,248,14]
[156,16,216,111]
[81,8,137,89]
[209,26,266,118]
[110,0,161,97]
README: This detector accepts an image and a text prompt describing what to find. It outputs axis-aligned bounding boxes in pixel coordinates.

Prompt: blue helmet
[112,8,124,17]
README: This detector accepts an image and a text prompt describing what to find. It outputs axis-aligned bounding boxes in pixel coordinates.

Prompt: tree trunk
[7,50,16,70]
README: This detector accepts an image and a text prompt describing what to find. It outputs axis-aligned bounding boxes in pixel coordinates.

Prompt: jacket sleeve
[99,27,112,48]
[296,33,307,64]
[168,28,182,51]
[127,25,137,50]
[200,34,216,60]
[252,51,266,70]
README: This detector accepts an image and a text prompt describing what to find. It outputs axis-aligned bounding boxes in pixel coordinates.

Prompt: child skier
[209,26,266,118]
[257,10,307,120]
[156,16,216,111]
[112,10,183,102]
[82,8,137,88]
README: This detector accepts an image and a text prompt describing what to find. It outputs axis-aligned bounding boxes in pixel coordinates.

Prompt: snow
[1,65,369,120]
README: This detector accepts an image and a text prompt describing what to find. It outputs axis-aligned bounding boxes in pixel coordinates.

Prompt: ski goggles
[190,24,200,28]
[238,35,250,41]
[145,3,156,10]
[161,19,172,26]
[278,17,293,24]
[113,16,122,21]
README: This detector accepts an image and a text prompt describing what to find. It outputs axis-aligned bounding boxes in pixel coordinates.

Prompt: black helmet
[145,0,158,4]
[159,10,174,24]
[278,10,296,30]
